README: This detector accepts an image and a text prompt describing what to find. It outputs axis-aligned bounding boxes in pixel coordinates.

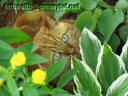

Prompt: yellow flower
[0,79,4,88]
[10,51,26,69]
[32,69,46,85]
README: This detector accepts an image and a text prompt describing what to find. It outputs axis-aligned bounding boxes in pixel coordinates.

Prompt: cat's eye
[53,52,61,60]
[62,34,69,43]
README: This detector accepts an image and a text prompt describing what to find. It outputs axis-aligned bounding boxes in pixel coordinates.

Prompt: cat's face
[34,21,81,69]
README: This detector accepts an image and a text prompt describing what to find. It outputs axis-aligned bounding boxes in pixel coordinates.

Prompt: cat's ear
[14,10,54,37]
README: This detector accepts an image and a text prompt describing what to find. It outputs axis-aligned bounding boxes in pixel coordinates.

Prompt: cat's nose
[71,48,76,55]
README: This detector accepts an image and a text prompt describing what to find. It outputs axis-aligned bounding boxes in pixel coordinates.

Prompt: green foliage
[46,57,68,83]
[80,28,101,72]
[57,68,78,88]
[119,25,128,43]
[116,0,128,9]
[108,34,120,52]
[23,82,38,96]
[1,0,128,95]
[106,74,128,96]
[72,57,102,96]
[55,0,128,52]
[120,40,128,71]
[0,27,73,96]
[96,43,126,94]
[73,28,128,96]
[75,8,102,31]
[97,9,124,42]
[0,28,32,44]
[79,0,97,10]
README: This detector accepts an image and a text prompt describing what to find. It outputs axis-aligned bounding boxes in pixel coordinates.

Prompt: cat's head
[34,20,81,69]
[14,10,81,70]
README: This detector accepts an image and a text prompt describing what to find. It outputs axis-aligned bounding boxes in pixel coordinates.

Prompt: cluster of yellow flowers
[0,51,47,88]
[10,51,47,85]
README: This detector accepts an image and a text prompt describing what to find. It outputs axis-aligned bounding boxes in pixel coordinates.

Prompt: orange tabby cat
[14,10,81,71]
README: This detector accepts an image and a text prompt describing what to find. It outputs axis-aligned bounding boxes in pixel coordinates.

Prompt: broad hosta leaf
[0,27,32,44]
[120,40,128,71]
[79,0,97,10]
[116,0,128,9]
[0,66,20,96]
[119,25,128,43]
[80,27,102,72]
[106,74,128,96]
[72,57,102,96]
[98,9,124,41]
[46,57,68,83]
[57,68,78,88]
[96,43,126,94]
[23,82,38,96]
[108,34,120,52]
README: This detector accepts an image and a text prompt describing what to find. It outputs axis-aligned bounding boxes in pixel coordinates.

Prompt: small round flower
[32,69,46,85]
[0,79,4,88]
[10,51,26,69]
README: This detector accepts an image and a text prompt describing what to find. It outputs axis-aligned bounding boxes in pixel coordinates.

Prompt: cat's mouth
[65,48,81,60]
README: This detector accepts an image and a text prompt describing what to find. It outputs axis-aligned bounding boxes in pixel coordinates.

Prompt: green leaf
[0,40,14,67]
[17,42,38,53]
[0,88,10,96]
[0,27,32,44]
[39,86,51,95]
[119,25,128,43]
[79,0,97,10]
[120,40,128,71]
[92,8,102,31]
[0,66,20,96]
[106,73,128,96]
[108,34,120,52]
[96,43,126,94]
[116,0,128,9]
[94,0,112,9]
[51,88,73,96]
[75,11,93,31]
[25,53,48,66]
[23,82,38,96]
[0,40,13,51]
[46,57,68,83]
[80,28,101,72]
[72,57,102,96]
[75,9,102,32]
[57,68,78,88]
[97,9,124,41]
